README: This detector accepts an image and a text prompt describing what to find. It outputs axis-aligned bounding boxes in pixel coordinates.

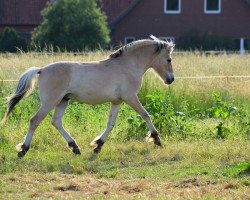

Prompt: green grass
[0,52,249,199]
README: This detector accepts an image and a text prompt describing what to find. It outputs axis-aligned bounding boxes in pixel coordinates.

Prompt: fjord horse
[5,35,175,157]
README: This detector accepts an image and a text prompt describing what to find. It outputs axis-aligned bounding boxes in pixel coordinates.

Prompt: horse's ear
[150,35,159,41]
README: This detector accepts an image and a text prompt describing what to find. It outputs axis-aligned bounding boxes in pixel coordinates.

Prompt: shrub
[32,0,110,51]
[127,92,249,140]
[178,30,237,51]
[0,27,27,52]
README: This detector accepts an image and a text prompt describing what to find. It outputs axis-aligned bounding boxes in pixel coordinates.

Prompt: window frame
[204,0,221,14]
[164,0,181,14]
[124,36,135,45]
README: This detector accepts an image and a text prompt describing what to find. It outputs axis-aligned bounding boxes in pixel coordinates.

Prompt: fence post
[240,38,244,56]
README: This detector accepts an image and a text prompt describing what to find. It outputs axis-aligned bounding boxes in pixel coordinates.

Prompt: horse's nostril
[169,77,174,82]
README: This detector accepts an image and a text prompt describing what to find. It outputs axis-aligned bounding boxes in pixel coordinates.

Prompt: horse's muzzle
[165,72,174,85]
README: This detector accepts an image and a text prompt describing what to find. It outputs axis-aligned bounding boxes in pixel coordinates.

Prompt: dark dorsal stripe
[155,41,164,53]
[109,48,123,58]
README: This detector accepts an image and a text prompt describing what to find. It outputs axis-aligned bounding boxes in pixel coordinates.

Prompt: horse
[5,35,175,157]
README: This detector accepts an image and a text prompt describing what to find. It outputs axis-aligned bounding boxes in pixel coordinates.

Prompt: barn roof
[0,0,141,29]
[0,0,47,25]
[100,0,141,29]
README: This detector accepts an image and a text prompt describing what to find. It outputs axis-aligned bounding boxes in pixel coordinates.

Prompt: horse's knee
[51,118,61,129]
[139,111,150,120]
[30,116,40,128]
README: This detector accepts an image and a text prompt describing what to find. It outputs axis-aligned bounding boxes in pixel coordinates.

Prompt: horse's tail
[5,67,41,120]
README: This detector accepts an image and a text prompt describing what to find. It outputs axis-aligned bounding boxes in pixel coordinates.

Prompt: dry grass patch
[1,173,249,199]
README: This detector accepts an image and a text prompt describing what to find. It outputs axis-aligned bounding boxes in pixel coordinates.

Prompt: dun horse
[5,35,175,157]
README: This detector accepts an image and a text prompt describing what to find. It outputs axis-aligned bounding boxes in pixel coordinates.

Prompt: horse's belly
[70,94,109,104]
[68,88,120,105]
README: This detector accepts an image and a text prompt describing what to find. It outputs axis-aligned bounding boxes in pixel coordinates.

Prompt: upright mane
[109,35,174,58]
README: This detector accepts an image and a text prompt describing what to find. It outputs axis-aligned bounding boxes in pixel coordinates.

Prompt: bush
[178,30,237,51]
[32,0,110,51]
[0,27,27,52]
[127,92,249,140]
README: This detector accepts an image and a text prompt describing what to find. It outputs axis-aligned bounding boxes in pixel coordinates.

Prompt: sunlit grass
[0,52,249,199]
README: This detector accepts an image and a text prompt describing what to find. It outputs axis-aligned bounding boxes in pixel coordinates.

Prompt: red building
[0,0,250,48]
[0,0,47,38]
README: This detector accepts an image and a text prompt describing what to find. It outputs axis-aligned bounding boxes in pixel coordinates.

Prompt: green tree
[32,0,110,51]
[0,27,27,52]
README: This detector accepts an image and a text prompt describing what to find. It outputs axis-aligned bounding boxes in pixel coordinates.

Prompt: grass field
[0,52,249,199]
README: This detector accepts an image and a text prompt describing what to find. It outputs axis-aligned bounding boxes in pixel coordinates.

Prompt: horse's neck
[126,45,156,74]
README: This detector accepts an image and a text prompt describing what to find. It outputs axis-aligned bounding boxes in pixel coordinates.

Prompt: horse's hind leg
[51,99,80,155]
[17,104,54,157]
[90,103,121,154]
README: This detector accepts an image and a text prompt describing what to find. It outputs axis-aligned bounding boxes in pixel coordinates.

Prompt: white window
[164,0,181,14]
[204,0,221,14]
[159,36,175,43]
[124,36,135,45]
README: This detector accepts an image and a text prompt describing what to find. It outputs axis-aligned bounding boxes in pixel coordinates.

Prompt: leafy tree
[32,0,110,51]
[0,27,27,52]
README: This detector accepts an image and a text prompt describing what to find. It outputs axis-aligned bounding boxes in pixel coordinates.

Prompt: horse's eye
[167,59,171,63]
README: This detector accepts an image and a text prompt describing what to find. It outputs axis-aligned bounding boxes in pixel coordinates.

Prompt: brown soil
[1,173,249,199]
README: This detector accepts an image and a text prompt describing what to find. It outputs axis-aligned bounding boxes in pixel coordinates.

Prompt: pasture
[0,52,249,199]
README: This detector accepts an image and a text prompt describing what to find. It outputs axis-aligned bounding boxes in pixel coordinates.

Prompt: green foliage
[178,30,237,50]
[127,92,249,140]
[0,27,27,52]
[32,0,110,51]
[208,93,249,139]
[223,162,250,177]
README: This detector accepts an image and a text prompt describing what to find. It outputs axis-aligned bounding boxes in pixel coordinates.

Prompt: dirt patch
[120,185,142,193]
[54,183,80,191]
[1,173,250,199]
[224,182,240,190]
[175,178,201,188]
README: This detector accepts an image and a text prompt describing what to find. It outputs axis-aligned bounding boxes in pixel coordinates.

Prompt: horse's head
[150,36,175,85]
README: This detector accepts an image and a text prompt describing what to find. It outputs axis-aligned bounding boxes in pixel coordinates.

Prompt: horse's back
[37,60,138,105]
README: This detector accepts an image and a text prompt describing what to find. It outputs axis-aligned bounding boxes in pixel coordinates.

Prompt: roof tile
[100,0,134,23]
[0,0,47,25]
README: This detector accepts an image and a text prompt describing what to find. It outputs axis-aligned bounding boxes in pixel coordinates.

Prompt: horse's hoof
[154,139,162,147]
[93,139,104,154]
[68,141,81,155]
[73,148,81,155]
[147,131,162,147]
[18,151,26,158]
[16,143,30,158]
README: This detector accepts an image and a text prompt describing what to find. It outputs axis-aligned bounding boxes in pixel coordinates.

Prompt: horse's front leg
[125,95,162,146]
[90,103,121,154]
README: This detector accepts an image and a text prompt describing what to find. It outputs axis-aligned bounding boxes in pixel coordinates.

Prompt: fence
[1,75,250,83]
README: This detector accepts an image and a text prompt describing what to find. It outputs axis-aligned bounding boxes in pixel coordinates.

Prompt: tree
[32,0,110,51]
[0,27,27,52]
